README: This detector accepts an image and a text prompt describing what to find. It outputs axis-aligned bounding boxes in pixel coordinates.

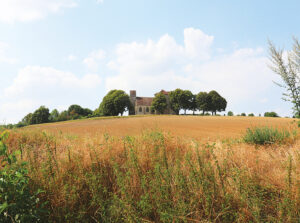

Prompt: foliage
[169,89,183,115]
[264,111,279,117]
[208,90,227,115]
[269,38,300,115]
[243,126,291,145]
[227,111,234,116]
[31,106,50,125]
[248,113,255,117]
[196,92,210,114]
[67,105,93,119]
[0,131,48,222]
[151,92,167,114]
[99,90,132,116]
[49,109,59,122]
[241,113,246,116]
[181,90,194,114]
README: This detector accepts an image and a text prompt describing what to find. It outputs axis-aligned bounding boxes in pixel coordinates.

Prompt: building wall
[135,106,152,115]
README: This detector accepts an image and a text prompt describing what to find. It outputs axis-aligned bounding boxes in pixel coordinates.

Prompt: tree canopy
[151,92,167,114]
[99,90,132,116]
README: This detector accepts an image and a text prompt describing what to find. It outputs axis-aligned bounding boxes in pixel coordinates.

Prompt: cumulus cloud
[1,66,102,123]
[83,49,106,71]
[0,0,77,23]
[0,42,16,64]
[106,27,276,114]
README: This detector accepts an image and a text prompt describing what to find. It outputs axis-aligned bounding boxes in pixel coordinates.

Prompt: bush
[243,126,291,145]
[0,131,48,222]
[241,113,246,116]
[248,113,255,117]
[227,111,234,116]
[264,112,279,117]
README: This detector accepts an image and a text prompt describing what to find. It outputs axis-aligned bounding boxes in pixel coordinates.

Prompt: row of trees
[20,104,93,126]
[152,89,227,115]
[17,89,227,126]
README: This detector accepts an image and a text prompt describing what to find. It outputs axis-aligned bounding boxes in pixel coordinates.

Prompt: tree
[269,38,300,115]
[248,113,255,117]
[196,92,210,115]
[208,90,227,115]
[181,90,194,114]
[31,106,50,124]
[58,110,69,121]
[99,90,132,116]
[22,113,33,125]
[227,111,234,116]
[189,94,197,115]
[49,109,59,122]
[151,92,167,114]
[264,111,279,117]
[169,89,184,115]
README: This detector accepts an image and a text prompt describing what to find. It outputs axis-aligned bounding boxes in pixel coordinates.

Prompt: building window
[146,107,149,113]
[139,107,142,112]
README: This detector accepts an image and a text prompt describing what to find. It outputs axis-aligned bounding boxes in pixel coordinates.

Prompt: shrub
[264,111,279,117]
[227,111,234,116]
[248,113,255,117]
[243,126,291,145]
[241,113,246,116]
[0,131,48,222]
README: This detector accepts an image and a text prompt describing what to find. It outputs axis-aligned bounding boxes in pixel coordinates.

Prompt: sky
[0,0,300,123]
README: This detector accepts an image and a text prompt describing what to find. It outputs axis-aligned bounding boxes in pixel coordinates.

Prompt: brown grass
[4,116,300,222]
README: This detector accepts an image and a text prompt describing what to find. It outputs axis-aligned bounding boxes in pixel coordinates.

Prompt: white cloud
[5,66,101,97]
[83,49,106,71]
[1,66,102,123]
[0,42,16,64]
[0,0,77,23]
[106,28,276,114]
[66,54,77,61]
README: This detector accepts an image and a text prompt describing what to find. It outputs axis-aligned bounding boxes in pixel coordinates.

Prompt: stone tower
[129,90,136,115]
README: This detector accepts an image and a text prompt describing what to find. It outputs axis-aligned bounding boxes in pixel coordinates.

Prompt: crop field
[2,116,300,222]
[29,115,296,141]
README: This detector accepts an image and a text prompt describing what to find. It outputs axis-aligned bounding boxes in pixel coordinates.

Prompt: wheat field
[28,115,296,141]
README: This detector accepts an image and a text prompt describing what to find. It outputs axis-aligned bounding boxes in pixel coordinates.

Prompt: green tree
[208,90,227,115]
[264,111,279,117]
[99,90,132,116]
[169,89,183,115]
[22,113,33,125]
[189,94,197,115]
[269,38,300,115]
[49,109,59,122]
[31,106,50,124]
[227,111,234,116]
[151,92,167,114]
[196,92,210,115]
[181,90,194,114]
[58,110,69,121]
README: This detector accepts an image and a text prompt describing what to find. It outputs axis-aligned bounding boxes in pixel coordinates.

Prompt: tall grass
[3,129,300,222]
[243,126,292,145]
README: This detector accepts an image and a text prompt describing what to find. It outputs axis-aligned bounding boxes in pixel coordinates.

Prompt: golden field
[3,115,300,222]
[28,115,296,141]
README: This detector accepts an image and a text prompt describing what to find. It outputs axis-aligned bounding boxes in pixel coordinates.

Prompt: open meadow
[2,115,300,222]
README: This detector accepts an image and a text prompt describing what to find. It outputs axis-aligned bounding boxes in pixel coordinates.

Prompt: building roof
[136,97,153,106]
[155,89,170,96]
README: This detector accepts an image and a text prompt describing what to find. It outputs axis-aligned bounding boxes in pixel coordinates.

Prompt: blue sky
[0,0,299,123]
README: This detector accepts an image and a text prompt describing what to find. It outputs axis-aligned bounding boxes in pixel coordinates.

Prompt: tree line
[12,88,227,127]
